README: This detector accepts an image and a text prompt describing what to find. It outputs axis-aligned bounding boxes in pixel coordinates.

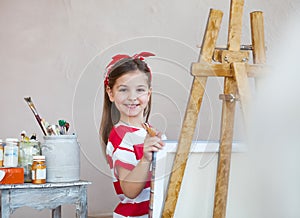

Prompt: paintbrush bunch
[20,130,37,142]
[44,119,70,136]
[24,97,70,136]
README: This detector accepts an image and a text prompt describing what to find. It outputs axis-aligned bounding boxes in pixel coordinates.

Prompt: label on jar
[3,146,18,167]
[32,168,46,180]
[0,148,3,161]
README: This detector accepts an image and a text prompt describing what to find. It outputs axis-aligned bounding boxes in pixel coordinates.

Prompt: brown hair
[99,58,152,156]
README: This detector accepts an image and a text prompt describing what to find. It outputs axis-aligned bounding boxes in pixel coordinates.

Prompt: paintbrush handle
[24,97,47,136]
[142,123,157,218]
[35,114,47,136]
[149,151,157,218]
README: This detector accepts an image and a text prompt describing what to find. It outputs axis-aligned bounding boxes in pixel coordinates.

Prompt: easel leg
[250,11,266,90]
[162,9,223,218]
[162,76,207,218]
[213,77,237,218]
[233,62,252,122]
[250,11,266,65]
[213,0,244,216]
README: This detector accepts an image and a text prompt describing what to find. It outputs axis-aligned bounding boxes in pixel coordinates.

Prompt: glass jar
[31,155,46,184]
[18,140,41,182]
[3,138,19,167]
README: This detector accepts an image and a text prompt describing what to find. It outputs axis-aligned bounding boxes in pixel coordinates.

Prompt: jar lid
[33,155,45,161]
[5,138,19,143]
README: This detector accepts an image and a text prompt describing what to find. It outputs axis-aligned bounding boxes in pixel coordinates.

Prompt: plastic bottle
[3,138,19,167]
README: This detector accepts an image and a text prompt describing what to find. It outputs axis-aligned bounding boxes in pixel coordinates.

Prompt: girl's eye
[137,88,146,92]
[118,88,127,92]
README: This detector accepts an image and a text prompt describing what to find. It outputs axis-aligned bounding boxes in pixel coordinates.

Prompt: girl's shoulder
[113,123,144,133]
[108,123,146,141]
[108,124,147,151]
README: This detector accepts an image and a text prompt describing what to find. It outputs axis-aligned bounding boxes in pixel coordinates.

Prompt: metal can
[31,155,46,184]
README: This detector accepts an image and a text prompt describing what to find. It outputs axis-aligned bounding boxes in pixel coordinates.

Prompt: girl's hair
[99,58,152,155]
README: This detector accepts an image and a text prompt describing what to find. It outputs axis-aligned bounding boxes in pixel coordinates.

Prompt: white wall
[0,0,299,217]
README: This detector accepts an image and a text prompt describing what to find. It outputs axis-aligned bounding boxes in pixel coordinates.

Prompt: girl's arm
[117,157,151,199]
[117,134,164,199]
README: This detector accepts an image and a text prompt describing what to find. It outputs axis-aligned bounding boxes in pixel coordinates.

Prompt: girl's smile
[124,103,139,109]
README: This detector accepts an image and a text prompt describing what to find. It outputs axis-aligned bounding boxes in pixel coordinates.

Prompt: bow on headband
[104,52,155,86]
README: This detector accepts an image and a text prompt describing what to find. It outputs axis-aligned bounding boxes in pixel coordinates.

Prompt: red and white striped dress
[106,123,151,218]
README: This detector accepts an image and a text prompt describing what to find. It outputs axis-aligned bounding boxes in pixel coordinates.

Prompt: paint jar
[18,140,41,182]
[31,155,46,184]
[42,135,80,182]
[0,139,3,167]
[3,138,19,167]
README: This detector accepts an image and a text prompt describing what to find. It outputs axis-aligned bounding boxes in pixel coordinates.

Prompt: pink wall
[0,0,299,217]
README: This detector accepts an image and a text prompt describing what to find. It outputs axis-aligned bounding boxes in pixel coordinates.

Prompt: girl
[100,52,165,218]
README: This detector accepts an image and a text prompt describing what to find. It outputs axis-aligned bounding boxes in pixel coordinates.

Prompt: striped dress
[106,123,151,218]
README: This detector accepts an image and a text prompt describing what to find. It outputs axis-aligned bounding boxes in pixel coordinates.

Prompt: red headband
[104,52,155,86]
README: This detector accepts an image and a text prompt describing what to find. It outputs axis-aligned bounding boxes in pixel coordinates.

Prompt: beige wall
[0,0,299,217]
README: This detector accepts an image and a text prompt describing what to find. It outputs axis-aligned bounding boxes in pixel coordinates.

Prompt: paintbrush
[142,122,157,218]
[24,97,48,136]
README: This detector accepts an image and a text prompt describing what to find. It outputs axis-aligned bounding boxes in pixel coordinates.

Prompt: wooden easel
[161,0,266,217]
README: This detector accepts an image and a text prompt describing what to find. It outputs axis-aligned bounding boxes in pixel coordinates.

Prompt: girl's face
[106,70,151,125]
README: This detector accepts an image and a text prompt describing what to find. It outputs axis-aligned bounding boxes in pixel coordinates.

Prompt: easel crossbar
[191,63,266,77]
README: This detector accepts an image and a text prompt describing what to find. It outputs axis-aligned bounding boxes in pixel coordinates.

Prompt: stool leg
[52,206,61,218]
[1,190,10,218]
[76,186,87,218]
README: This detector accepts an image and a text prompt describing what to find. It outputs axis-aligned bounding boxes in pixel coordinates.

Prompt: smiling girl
[100,52,165,218]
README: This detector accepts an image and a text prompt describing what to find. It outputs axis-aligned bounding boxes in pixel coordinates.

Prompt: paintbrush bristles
[24,97,31,102]
[24,97,38,115]
[142,123,156,137]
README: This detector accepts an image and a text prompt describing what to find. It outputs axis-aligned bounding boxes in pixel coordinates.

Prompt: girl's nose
[128,91,138,100]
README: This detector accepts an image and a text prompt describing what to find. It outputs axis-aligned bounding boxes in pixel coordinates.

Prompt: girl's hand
[142,132,165,162]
